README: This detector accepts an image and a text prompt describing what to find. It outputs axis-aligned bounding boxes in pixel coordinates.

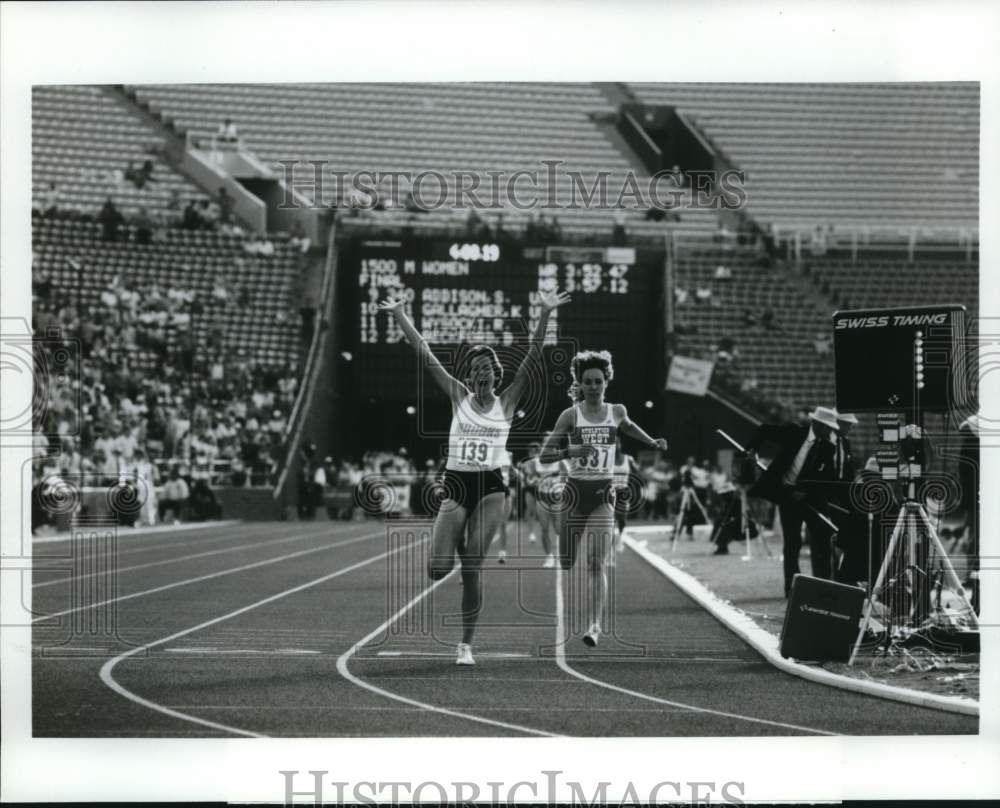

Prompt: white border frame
[2,1,998,802]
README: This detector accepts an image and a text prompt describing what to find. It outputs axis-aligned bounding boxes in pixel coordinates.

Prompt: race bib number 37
[577,447,612,471]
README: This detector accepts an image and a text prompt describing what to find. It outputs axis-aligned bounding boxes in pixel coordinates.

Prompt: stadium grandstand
[32,81,977,520]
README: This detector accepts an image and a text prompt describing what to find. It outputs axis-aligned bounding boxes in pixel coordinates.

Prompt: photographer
[746,406,840,597]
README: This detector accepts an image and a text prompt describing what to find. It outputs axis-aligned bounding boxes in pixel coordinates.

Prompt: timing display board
[832,304,971,413]
[339,237,663,427]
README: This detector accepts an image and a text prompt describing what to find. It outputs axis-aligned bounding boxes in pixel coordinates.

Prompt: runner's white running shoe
[529,532,537,543]
[542,554,556,568]
[456,643,475,666]
[582,624,601,647]
[498,550,507,564]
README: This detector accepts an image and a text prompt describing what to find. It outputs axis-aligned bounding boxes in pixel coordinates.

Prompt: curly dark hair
[459,344,504,389]
[568,350,614,401]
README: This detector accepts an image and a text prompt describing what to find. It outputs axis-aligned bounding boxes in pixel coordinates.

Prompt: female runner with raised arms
[540,350,667,647]
[379,289,570,665]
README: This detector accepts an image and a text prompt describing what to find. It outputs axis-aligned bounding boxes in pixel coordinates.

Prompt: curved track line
[33,530,380,624]
[34,523,369,589]
[553,561,837,736]
[336,572,562,738]
[99,534,405,738]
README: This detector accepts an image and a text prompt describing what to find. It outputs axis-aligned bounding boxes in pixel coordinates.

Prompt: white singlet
[568,403,619,480]
[446,394,511,472]
[535,458,563,498]
[612,453,632,488]
[498,449,512,488]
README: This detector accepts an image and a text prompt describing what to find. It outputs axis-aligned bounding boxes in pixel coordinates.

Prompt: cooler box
[780,574,865,662]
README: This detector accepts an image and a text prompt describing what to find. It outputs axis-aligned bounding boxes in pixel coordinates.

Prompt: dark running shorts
[566,477,616,517]
[440,468,508,513]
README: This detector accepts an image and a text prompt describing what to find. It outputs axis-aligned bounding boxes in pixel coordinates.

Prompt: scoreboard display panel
[339,237,664,434]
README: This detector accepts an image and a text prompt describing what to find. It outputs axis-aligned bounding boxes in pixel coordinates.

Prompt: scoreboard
[339,237,664,432]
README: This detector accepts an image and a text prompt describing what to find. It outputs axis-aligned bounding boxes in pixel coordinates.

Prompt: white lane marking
[553,559,837,736]
[624,532,980,717]
[164,705,699,713]
[70,521,281,560]
[33,523,363,589]
[99,537,415,738]
[336,575,561,738]
[361,676,578,683]
[164,648,321,655]
[32,520,243,544]
[374,651,531,658]
[32,531,381,624]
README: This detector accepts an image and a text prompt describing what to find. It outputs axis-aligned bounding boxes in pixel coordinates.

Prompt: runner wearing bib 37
[540,350,668,648]
[379,287,570,666]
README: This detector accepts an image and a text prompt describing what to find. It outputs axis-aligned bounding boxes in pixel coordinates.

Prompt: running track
[30,519,977,737]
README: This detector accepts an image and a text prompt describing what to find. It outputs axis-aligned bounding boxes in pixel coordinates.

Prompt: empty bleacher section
[671,240,835,415]
[128,82,714,239]
[629,82,979,234]
[805,254,978,319]
[32,85,209,217]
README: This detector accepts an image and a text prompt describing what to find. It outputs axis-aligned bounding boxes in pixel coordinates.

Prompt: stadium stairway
[111,84,326,242]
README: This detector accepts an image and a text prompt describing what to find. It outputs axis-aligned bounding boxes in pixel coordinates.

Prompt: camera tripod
[709,483,773,560]
[848,482,979,665]
[671,483,710,550]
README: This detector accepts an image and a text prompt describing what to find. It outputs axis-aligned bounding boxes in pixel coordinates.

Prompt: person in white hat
[745,406,840,596]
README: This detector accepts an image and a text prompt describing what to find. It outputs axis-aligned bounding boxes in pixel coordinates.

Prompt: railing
[155,457,273,488]
[617,108,663,173]
[272,218,339,504]
[778,224,979,264]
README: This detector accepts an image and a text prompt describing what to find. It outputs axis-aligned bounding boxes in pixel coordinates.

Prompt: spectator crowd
[31,249,301,533]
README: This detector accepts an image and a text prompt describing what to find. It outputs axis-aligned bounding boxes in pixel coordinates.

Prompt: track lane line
[336,570,562,738]
[53,521,281,561]
[553,557,837,736]
[31,520,243,545]
[32,530,382,624]
[98,535,418,738]
[33,523,373,589]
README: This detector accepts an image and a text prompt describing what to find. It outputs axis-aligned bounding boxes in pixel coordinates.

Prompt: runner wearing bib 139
[379,287,570,667]
[540,350,668,648]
